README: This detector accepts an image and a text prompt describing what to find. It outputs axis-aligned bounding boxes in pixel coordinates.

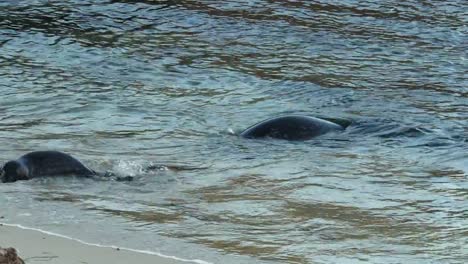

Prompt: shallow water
[0,0,467,263]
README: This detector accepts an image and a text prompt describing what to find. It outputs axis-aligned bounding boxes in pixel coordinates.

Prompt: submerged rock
[0,247,24,264]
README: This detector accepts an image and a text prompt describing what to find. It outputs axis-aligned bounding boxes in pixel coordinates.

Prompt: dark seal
[1,151,96,183]
[240,115,345,140]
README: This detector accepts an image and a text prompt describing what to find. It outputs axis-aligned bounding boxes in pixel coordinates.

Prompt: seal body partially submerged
[1,151,95,183]
[240,115,345,141]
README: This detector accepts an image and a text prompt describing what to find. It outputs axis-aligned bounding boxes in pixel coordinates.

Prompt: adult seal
[240,115,345,140]
[1,151,96,183]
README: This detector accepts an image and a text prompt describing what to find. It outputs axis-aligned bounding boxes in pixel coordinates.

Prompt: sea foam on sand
[0,223,212,264]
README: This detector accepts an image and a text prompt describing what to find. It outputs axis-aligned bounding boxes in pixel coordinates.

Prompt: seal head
[1,160,29,183]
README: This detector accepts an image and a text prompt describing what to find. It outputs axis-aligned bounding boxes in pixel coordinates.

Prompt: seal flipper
[115,176,134,182]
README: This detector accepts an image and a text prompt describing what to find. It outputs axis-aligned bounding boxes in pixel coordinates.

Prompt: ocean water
[0,1,467,263]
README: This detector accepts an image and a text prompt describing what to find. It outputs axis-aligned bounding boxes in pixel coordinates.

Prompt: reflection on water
[0,0,467,263]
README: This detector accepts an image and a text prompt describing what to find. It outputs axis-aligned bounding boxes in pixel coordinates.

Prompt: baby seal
[240,115,345,140]
[1,151,96,183]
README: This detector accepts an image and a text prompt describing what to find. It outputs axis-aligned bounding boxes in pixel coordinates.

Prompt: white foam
[227,128,236,135]
[113,160,145,176]
[1,222,213,264]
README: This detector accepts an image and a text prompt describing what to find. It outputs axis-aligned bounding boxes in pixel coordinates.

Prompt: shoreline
[0,223,211,264]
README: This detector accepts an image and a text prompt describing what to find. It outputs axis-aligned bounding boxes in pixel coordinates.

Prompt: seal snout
[1,161,23,183]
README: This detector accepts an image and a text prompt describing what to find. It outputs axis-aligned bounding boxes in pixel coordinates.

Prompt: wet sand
[0,224,208,264]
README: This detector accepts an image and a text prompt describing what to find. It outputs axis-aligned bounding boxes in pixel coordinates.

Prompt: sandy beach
[0,224,208,264]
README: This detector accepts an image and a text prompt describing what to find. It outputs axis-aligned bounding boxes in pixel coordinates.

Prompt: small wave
[376,126,429,138]
[0,222,213,264]
[346,118,429,138]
